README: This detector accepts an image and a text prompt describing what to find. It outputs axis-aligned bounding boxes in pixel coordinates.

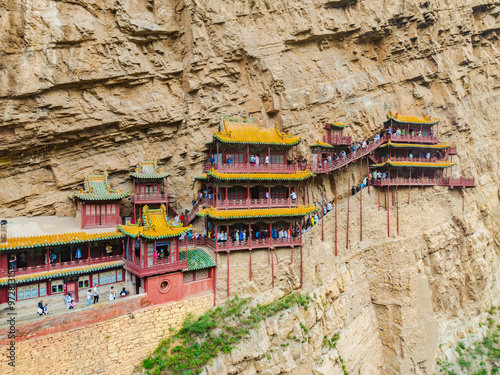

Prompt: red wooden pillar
[185,235,189,266]
[421,170,424,196]
[225,187,228,209]
[334,174,337,256]
[378,186,380,211]
[226,251,230,298]
[249,250,252,281]
[387,186,390,237]
[360,159,363,242]
[271,246,274,289]
[289,221,293,260]
[288,186,291,208]
[87,244,91,265]
[367,157,370,195]
[213,252,217,306]
[408,169,411,204]
[346,171,350,249]
[268,146,271,172]
[214,224,218,253]
[299,220,303,289]
[269,221,272,264]
[247,144,250,172]
[132,179,136,222]
[268,186,271,208]
[216,140,219,169]
[321,176,325,242]
[215,184,218,207]
[307,181,310,205]
[396,170,399,236]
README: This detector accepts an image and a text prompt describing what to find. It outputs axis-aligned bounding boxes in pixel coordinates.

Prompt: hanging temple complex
[0,113,474,308]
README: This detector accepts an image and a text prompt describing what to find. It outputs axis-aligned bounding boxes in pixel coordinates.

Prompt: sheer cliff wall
[0,0,499,374]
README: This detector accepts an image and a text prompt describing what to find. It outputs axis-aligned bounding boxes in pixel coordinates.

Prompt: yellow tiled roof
[206,169,313,181]
[388,112,440,125]
[69,173,130,201]
[118,205,191,239]
[371,159,456,168]
[130,160,171,179]
[310,141,334,148]
[197,205,318,220]
[327,122,349,128]
[0,230,125,251]
[213,117,301,146]
[379,141,452,149]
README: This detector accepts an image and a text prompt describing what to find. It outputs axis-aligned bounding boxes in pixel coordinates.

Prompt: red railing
[203,163,298,173]
[123,258,187,278]
[202,198,298,209]
[308,135,387,174]
[2,255,123,276]
[206,237,301,252]
[375,156,448,164]
[389,134,438,144]
[185,198,204,226]
[179,238,208,247]
[324,134,352,146]
[372,176,475,187]
[133,193,168,204]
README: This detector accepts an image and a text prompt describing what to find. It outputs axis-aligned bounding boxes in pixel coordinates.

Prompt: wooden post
[300,221,303,288]
[334,174,338,256]
[322,176,325,242]
[408,169,411,204]
[215,184,218,207]
[346,172,350,249]
[213,252,217,306]
[186,234,189,265]
[396,170,399,236]
[421,170,424,196]
[290,222,293,262]
[360,159,363,242]
[269,221,272,264]
[271,246,274,288]
[226,251,230,298]
[378,186,380,211]
[87,244,91,265]
[307,180,310,205]
[132,178,136,222]
[367,157,370,195]
[387,186,390,237]
[249,250,252,281]
[216,140,219,169]
[462,190,465,212]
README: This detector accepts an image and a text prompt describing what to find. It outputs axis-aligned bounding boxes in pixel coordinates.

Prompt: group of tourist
[208,154,271,167]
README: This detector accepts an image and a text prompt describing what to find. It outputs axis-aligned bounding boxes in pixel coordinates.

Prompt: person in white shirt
[265,155,269,165]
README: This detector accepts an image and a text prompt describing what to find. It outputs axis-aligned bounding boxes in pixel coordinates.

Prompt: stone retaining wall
[0,293,213,375]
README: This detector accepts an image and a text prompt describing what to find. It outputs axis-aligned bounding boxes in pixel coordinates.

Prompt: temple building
[118,205,215,304]
[193,114,318,296]
[69,173,130,229]
[130,160,175,222]
[371,113,474,188]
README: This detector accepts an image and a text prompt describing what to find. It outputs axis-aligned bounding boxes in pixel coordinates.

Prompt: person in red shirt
[179,213,184,224]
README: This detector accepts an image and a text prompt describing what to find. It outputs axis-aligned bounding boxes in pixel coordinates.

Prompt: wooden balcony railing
[133,193,168,204]
[372,176,475,188]
[1,255,123,276]
[203,163,298,173]
[206,237,302,252]
[123,257,187,278]
[389,134,438,144]
[376,156,448,164]
[324,134,352,146]
[202,198,298,209]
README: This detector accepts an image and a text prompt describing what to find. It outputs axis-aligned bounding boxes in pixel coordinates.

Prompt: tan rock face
[0,0,499,373]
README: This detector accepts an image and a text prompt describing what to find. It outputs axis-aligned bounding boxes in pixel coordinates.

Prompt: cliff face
[1,0,499,374]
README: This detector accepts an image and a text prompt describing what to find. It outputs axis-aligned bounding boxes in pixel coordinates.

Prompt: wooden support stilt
[271,247,274,288]
[300,245,303,288]
[334,175,338,256]
[214,252,217,306]
[421,170,424,196]
[322,175,325,242]
[462,190,465,212]
[367,157,370,195]
[249,250,252,281]
[291,246,293,263]
[387,186,390,237]
[360,159,363,242]
[346,172,350,249]
[378,186,380,211]
[408,169,411,204]
[226,251,230,298]
[396,169,399,236]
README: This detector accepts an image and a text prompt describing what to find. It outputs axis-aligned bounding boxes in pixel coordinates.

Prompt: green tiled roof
[180,248,216,272]
[130,160,171,179]
[69,173,130,201]
[0,261,124,286]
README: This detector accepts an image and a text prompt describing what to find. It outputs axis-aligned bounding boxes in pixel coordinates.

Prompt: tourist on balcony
[363,177,368,187]
[154,250,159,262]
[8,254,16,269]
[373,171,378,181]
[256,155,260,167]
[426,152,431,159]
[179,213,184,225]
[362,140,367,148]
[93,284,99,304]
[85,289,92,306]
[409,153,413,159]
[250,154,256,165]
[109,286,116,301]
[105,243,113,256]
[209,154,215,166]
[226,154,233,165]
[75,247,82,260]
[388,127,392,135]
[327,202,332,212]
[327,155,332,164]
[265,155,269,165]
[382,172,387,179]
